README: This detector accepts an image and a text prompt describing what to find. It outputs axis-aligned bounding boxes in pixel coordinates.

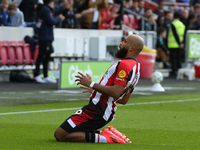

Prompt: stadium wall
[0,27,123,81]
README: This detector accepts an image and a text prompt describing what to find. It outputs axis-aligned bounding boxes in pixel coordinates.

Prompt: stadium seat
[23,43,33,65]
[2,41,10,45]
[129,15,138,29]
[0,41,1,61]
[0,45,9,65]
[10,41,25,65]
[123,14,130,27]
[15,45,24,65]
[18,41,26,45]
[18,40,34,65]
[8,44,17,65]
[33,45,39,64]
[2,41,17,65]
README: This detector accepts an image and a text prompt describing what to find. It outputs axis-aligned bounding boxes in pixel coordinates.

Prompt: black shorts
[60,102,112,133]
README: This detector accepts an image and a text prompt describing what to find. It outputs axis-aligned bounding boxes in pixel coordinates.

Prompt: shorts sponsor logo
[118,70,126,78]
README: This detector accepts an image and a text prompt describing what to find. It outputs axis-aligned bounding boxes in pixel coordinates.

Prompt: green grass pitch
[0,83,200,150]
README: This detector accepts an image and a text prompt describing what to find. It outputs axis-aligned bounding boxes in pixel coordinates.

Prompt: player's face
[115,38,129,59]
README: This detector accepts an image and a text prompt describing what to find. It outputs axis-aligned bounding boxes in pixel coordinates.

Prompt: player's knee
[54,130,61,142]
[54,127,65,142]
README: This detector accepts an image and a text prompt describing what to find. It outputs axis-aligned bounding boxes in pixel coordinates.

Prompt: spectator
[190,0,200,12]
[54,0,65,27]
[167,12,186,77]
[54,0,65,17]
[163,11,173,37]
[163,0,175,2]
[178,0,189,3]
[19,0,39,27]
[123,0,130,9]
[156,16,164,28]
[74,0,89,15]
[152,0,159,3]
[10,0,43,6]
[143,7,152,18]
[194,3,200,25]
[0,0,11,26]
[180,9,189,26]
[62,0,95,28]
[109,3,120,29]
[130,0,140,14]
[156,27,170,68]
[8,2,25,27]
[73,0,93,28]
[144,14,155,31]
[137,7,152,30]
[186,13,200,30]
[81,0,107,29]
[34,0,65,83]
[12,0,23,6]
[62,0,76,28]
[123,0,131,15]
[99,0,115,29]
[153,0,165,17]
[138,0,144,15]
[113,0,123,29]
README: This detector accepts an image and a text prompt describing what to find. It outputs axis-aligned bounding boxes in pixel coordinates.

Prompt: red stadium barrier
[0,40,39,67]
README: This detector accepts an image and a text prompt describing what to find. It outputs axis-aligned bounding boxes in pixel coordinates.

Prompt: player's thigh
[60,104,110,133]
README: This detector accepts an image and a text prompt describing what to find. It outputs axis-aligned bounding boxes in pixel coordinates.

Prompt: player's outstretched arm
[75,72,124,99]
[116,93,131,105]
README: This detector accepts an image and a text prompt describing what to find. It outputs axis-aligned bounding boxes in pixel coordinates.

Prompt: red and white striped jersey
[90,58,140,121]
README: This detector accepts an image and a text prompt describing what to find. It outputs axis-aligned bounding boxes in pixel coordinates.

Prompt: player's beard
[115,47,128,59]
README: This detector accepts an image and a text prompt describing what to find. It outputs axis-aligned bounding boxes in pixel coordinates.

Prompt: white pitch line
[122,98,200,106]
[0,107,82,116]
[0,97,25,99]
[0,98,200,116]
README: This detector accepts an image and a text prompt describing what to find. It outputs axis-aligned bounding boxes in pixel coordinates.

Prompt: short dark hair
[43,0,54,4]
[164,11,172,15]
[174,12,180,19]
[8,2,17,10]
[158,0,164,4]
[144,8,152,12]
[188,13,196,21]
[157,27,166,36]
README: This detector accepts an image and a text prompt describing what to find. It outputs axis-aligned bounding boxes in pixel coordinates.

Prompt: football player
[54,34,144,143]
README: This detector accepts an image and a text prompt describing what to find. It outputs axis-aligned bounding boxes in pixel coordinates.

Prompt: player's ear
[130,45,135,52]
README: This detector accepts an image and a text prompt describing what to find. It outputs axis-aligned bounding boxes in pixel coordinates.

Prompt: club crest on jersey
[118,70,126,78]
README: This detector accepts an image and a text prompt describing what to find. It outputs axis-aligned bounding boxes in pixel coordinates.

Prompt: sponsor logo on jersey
[118,70,126,78]
[116,77,125,81]
[135,74,138,80]
[103,70,108,77]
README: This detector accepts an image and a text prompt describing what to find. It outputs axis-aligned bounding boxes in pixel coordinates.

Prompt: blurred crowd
[0,0,123,29]
[0,0,200,30]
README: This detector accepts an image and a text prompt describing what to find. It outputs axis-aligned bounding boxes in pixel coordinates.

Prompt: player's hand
[110,13,119,18]
[180,43,184,49]
[80,86,93,93]
[59,14,65,21]
[75,72,92,87]
[75,13,82,18]
[166,50,170,55]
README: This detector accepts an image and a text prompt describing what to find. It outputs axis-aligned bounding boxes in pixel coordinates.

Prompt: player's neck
[124,55,137,60]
